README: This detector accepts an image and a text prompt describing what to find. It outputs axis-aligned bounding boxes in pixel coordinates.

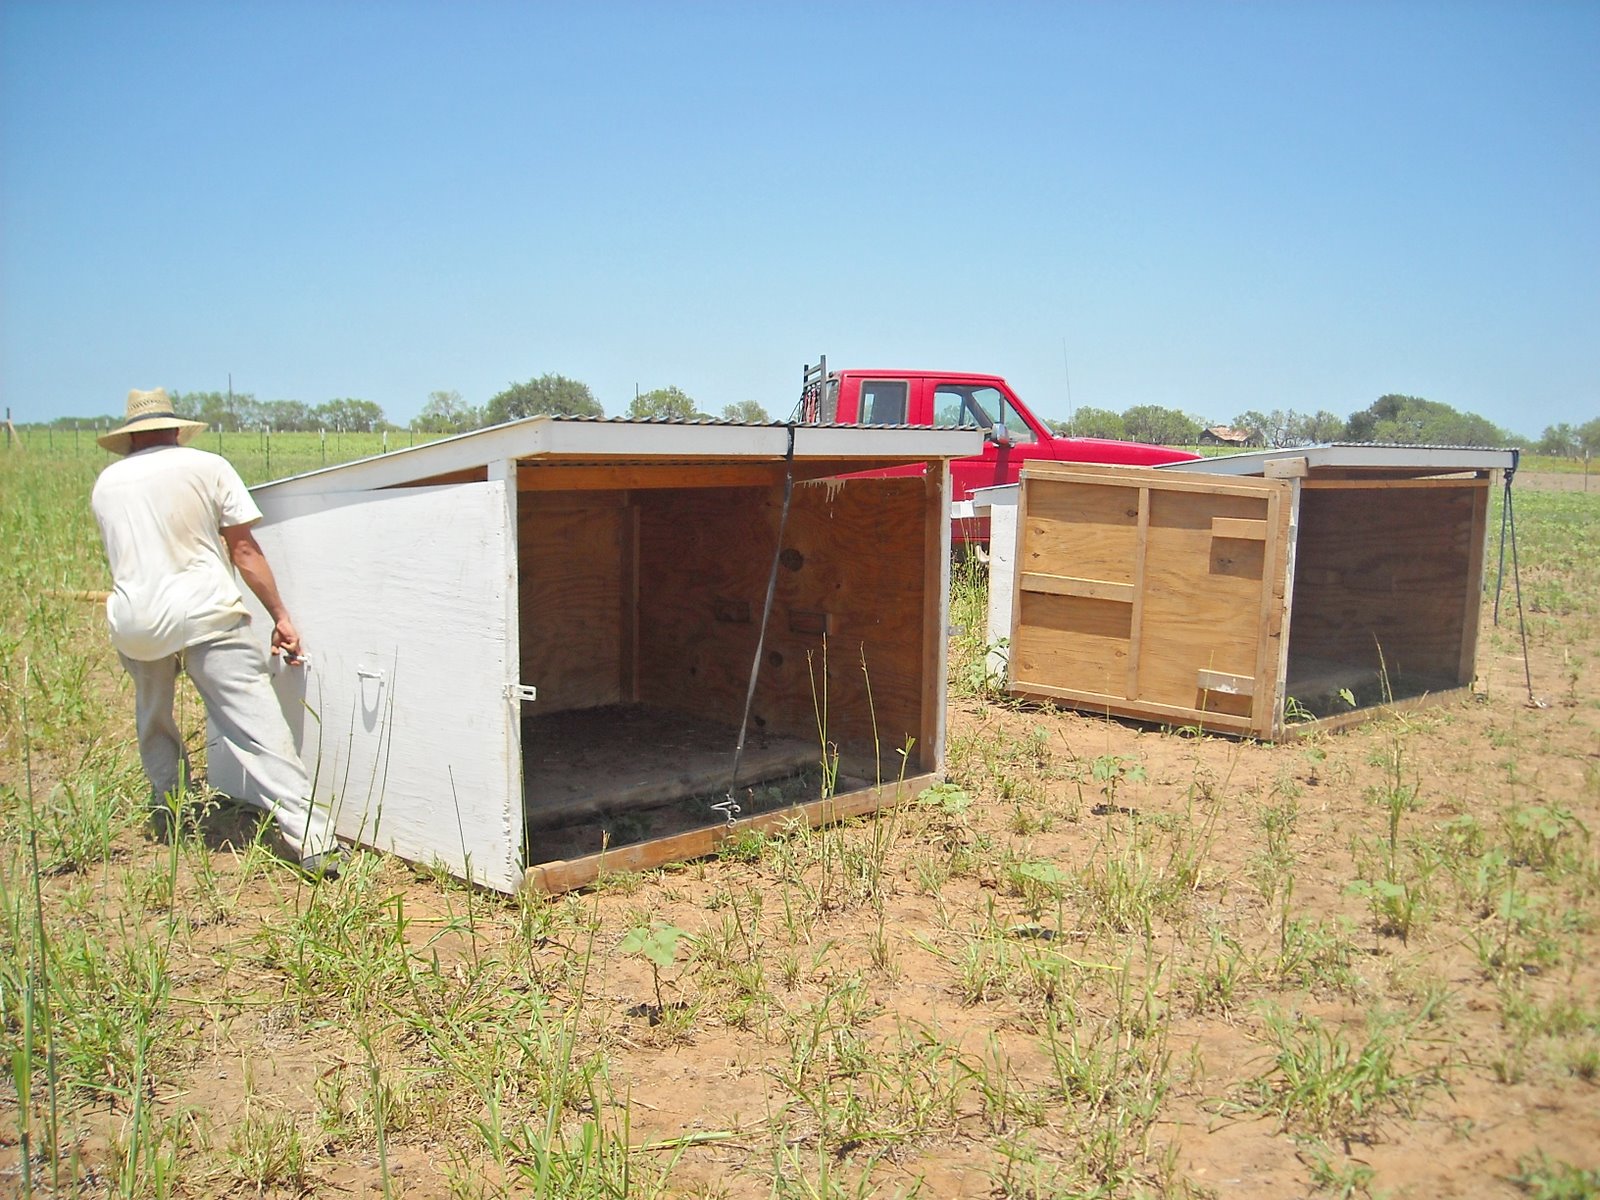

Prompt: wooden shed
[205,417,980,893]
[1003,445,1517,739]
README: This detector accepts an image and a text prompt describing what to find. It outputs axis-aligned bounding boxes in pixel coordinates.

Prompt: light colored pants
[120,621,336,860]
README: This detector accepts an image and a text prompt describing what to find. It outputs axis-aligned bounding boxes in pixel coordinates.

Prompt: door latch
[506,684,538,703]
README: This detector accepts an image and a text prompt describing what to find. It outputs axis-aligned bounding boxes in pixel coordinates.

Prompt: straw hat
[97,388,207,454]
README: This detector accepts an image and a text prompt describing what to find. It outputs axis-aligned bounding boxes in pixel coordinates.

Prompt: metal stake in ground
[713,423,798,826]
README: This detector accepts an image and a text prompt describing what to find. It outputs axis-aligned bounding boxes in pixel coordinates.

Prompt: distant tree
[1537,423,1579,457]
[630,386,700,421]
[485,374,602,423]
[1059,407,1126,439]
[721,400,769,423]
[261,399,313,431]
[1578,417,1600,459]
[1347,394,1512,447]
[1121,404,1201,446]
[172,390,261,432]
[1287,410,1347,445]
[314,398,385,432]
[1233,409,1345,447]
[1232,410,1270,443]
[1235,410,1304,447]
[412,389,483,434]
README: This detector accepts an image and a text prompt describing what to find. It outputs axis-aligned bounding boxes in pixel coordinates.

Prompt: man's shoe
[299,847,345,881]
[146,805,177,843]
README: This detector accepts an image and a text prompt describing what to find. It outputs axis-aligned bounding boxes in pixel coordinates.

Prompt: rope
[712,423,798,826]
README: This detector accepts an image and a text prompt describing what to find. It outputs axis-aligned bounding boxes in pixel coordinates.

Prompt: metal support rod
[716,424,798,825]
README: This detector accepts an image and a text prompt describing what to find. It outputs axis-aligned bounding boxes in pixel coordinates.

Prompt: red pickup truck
[798,358,1200,542]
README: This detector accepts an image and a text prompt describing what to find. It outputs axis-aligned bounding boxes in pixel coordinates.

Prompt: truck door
[933,383,1043,501]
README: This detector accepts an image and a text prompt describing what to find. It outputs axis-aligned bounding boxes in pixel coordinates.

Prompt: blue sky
[3,1,1595,436]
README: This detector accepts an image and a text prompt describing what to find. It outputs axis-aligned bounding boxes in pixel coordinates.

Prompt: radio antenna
[1061,337,1074,431]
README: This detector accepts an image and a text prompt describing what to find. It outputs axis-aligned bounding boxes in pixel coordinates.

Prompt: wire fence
[1,424,453,486]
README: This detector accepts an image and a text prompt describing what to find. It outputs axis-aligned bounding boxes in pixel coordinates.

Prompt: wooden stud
[1268,479,1302,739]
[1197,669,1255,696]
[1009,679,1257,733]
[522,772,942,894]
[1126,486,1150,700]
[921,462,949,775]
[1022,461,1280,499]
[1298,477,1490,490]
[1019,573,1136,603]
[1457,480,1491,685]
[622,499,640,702]
[1211,517,1269,540]
[1264,457,1309,478]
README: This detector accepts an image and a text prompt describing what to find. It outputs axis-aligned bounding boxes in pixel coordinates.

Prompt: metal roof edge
[1158,442,1520,476]
[253,418,983,497]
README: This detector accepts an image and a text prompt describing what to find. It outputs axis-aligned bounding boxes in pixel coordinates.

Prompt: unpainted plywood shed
[1004,445,1517,739]
[206,417,981,893]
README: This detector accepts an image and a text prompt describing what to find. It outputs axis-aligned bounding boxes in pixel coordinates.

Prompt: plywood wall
[1287,483,1484,688]
[634,477,934,778]
[518,490,635,711]
[1010,466,1289,736]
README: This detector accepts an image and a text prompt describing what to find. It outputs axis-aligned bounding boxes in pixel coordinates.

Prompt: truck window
[860,380,909,425]
[933,385,1037,445]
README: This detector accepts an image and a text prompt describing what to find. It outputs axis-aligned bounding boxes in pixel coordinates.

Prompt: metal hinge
[506,684,538,703]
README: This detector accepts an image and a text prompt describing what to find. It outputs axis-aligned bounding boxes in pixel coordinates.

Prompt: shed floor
[522,704,823,862]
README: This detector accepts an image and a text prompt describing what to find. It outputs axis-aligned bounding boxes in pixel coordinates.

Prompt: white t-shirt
[91,445,264,660]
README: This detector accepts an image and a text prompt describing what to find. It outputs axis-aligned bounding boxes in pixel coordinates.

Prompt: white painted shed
[206,417,981,893]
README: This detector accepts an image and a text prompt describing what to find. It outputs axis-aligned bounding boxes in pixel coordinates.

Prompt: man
[91,387,342,878]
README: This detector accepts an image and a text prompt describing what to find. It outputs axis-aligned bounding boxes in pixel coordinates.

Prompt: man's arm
[221,524,304,662]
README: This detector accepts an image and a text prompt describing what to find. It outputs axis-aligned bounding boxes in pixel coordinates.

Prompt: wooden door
[1008,465,1293,737]
[207,481,524,891]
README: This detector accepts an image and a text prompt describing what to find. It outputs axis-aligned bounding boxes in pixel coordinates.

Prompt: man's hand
[272,616,305,664]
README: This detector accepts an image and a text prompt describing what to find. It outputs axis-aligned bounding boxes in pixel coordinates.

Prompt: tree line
[411,375,769,433]
[43,391,389,433]
[1055,394,1599,456]
[37,378,772,437]
[35,376,1595,457]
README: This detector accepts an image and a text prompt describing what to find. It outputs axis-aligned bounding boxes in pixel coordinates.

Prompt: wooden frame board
[523,773,940,894]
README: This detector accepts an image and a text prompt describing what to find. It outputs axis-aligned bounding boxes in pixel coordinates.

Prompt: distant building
[1200,425,1264,448]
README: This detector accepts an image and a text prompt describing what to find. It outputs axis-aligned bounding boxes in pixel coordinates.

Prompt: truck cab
[799,359,1200,542]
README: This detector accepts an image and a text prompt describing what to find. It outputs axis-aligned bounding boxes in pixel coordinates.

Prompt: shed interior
[507,464,942,868]
[1281,478,1489,720]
